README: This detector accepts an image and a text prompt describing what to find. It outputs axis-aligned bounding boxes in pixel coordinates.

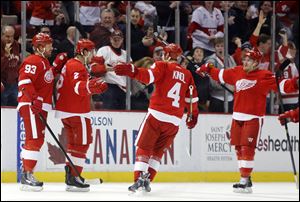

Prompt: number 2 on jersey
[167,82,181,108]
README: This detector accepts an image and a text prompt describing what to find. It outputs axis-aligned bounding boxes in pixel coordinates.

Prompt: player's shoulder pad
[23,55,43,65]
[154,61,168,68]
[22,55,51,71]
[64,58,86,72]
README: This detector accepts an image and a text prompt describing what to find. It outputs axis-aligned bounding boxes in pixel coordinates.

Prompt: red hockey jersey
[17,54,54,111]
[209,66,297,120]
[135,61,198,126]
[55,58,91,118]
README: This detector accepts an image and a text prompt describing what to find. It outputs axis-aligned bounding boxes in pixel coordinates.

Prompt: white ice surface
[1,182,299,201]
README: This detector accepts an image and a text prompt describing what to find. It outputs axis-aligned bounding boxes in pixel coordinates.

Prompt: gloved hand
[87,78,108,94]
[30,96,43,115]
[53,52,68,73]
[90,56,105,65]
[196,63,214,77]
[278,108,299,125]
[186,112,198,129]
[114,63,138,78]
[90,56,107,77]
[90,64,107,77]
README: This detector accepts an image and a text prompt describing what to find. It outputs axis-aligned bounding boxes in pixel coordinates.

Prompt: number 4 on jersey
[167,82,181,108]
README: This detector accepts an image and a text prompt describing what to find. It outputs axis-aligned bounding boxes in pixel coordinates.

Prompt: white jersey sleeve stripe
[218,69,225,84]
[18,79,32,86]
[279,79,287,94]
[148,69,154,84]
[74,81,81,95]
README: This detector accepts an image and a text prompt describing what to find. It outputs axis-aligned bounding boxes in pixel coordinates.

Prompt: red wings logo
[44,69,54,83]
[235,79,257,92]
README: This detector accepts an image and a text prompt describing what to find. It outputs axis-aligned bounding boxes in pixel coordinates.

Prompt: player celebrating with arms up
[55,39,108,192]
[114,43,199,193]
[196,50,299,193]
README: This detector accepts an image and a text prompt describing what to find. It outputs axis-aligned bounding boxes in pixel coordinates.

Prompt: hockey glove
[186,112,199,129]
[53,52,68,73]
[30,96,43,115]
[87,78,108,95]
[114,63,138,78]
[196,63,214,77]
[278,108,299,125]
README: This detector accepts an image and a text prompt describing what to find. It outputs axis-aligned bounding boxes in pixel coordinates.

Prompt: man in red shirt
[196,50,298,193]
[114,43,199,192]
[17,33,67,191]
[55,39,108,192]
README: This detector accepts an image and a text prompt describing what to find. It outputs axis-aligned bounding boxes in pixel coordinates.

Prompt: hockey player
[55,39,108,192]
[114,43,199,192]
[17,33,68,191]
[196,50,298,193]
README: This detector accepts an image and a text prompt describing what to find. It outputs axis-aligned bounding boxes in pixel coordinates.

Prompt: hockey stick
[187,85,193,157]
[21,88,103,185]
[153,32,234,95]
[275,59,299,189]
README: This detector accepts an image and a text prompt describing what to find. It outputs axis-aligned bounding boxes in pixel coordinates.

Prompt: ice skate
[128,172,151,193]
[233,176,253,193]
[65,165,90,192]
[20,171,43,192]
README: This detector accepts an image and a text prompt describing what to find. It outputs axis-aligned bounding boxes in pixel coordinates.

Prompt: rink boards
[1,108,299,182]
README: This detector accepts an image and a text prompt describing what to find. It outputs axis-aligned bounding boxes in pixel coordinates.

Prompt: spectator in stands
[123,8,153,62]
[250,10,288,71]
[57,26,76,59]
[221,1,251,54]
[105,1,127,29]
[248,1,282,38]
[29,1,61,26]
[245,2,259,20]
[95,30,129,109]
[61,1,75,24]
[51,8,68,42]
[292,16,298,67]
[276,1,298,42]
[189,1,224,57]
[79,1,101,33]
[250,10,289,114]
[134,1,158,27]
[280,41,299,112]
[186,47,210,111]
[205,37,235,112]
[1,25,20,106]
[179,2,193,51]
[153,1,178,44]
[90,8,119,50]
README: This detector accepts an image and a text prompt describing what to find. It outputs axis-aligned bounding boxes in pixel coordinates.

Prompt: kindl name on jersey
[173,71,186,83]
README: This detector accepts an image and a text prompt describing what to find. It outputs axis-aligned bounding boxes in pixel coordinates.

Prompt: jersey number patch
[167,82,181,108]
[24,64,37,74]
